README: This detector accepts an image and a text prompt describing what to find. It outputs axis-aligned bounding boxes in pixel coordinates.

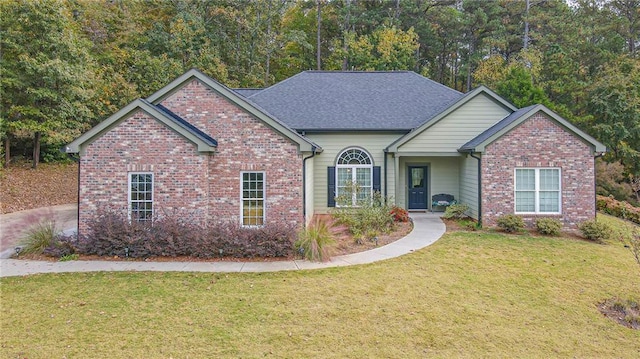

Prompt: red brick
[482,113,595,228]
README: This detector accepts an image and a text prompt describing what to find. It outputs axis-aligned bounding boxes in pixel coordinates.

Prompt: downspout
[469,150,482,227]
[383,149,388,200]
[302,146,317,228]
[64,150,81,237]
[594,152,605,222]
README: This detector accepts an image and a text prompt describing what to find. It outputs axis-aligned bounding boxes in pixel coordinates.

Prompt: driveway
[0,204,78,252]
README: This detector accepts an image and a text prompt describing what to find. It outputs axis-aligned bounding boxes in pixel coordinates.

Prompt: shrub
[442,203,469,219]
[535,218,562,236]
[390,206,410,222]
[332,192,395,243]
[295,220,335,262]
[496,214,525,233]
[43,235,77,258]
[596,195,640,225]
[578,219,612,242]
[79,209,296,259]
[19,219,59,255]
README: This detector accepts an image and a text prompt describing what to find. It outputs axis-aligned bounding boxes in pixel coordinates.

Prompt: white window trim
[240,171,266,227]
[514,168,562,215]
[128,172,154,222]
[335,148,373,207]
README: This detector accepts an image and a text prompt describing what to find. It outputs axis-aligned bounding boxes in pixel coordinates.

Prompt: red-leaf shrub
[390,206,410,222]
[597,195,640,225]
[78,210,296,259]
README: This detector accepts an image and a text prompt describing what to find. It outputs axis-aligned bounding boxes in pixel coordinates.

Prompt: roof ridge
[302,70,414,74]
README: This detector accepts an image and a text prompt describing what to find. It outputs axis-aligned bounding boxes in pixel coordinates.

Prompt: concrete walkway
[0,212,445,278]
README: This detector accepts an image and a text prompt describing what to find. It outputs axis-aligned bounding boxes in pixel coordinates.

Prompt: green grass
[1,226,640,358]
[597,212,639,243]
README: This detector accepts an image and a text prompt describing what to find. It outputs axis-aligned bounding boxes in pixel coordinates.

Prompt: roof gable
[65,99,217,154]
[459,104,606,153]
[246,71,463,131]
[146,69,318,152]
[386,86,517,152]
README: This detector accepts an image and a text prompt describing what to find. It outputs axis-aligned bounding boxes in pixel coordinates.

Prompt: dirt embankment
[0,161,78,214]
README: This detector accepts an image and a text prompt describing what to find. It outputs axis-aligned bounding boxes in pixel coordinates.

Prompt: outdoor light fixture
[124,247,129,258]
[14,246,23,257]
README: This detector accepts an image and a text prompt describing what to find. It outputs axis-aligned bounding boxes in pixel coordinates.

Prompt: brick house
[66,69,605,235]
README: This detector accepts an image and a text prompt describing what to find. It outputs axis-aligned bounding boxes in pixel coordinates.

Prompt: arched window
[336,148,373,206]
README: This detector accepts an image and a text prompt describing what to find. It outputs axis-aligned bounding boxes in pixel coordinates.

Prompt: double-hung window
[515,168,561,214]
[336,148,373,206]
[129,173,153,222]
[242,172,265,226]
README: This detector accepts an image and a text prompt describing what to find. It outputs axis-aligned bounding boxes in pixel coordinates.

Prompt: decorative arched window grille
[336,148,373,206]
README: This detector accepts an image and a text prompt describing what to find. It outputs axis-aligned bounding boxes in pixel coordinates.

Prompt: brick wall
[79,79,304,235]
[159,79,304,227]
[79,111,210,234]
[482,113,595,228]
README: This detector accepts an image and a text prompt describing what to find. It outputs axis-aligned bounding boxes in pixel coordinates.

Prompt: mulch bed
[17,218,414,263]
[598,298,640,330]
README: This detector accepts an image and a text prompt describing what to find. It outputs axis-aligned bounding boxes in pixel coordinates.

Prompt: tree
[342,25,419,71]
[588,56,640,174]
[0,0,97,168]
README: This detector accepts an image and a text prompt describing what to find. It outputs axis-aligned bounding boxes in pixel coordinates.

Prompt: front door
[408,166,428,209]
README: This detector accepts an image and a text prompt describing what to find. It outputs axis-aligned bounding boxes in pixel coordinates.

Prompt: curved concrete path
[0,212,445,278]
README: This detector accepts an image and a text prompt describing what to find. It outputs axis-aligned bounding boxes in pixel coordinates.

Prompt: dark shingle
[232,88,263,97]
[152,102,218,147]
[245,71,463,131]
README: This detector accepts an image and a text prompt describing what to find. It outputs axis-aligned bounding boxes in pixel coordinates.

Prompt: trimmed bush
[295,220,335,262]
[496,214,525,233]
[442,203,469,219]
[78,210,296,258]
[596,195,640,225]
[578,219,612,242]
[535,218,562,236]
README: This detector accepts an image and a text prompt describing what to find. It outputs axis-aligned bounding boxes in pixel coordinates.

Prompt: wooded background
[1,0,638,203]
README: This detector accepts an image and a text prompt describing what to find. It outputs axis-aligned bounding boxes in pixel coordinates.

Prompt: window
[336,148,372,206]
[242,172,265,226]
[515,168,561,214]
[129,173,153,222]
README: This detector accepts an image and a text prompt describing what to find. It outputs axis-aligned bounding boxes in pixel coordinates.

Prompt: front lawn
[1,227,639,358]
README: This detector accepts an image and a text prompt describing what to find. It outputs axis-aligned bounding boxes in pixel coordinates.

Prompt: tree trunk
[4,136,10,168]
[523,0,530,49]
[316,0,322,70]
[32,131,41,169]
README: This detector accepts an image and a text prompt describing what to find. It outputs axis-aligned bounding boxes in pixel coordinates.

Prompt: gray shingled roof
[244,71,463,131]
[232,88,263,97]
[459,105,538,151]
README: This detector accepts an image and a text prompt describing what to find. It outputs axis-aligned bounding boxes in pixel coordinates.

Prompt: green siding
[396,157,460,210]
[306,132,401,213]
[398,94,511,153]
[459,154,479,219]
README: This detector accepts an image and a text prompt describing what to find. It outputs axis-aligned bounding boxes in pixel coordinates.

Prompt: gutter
[469,150,482,227]
[302,146,318,227]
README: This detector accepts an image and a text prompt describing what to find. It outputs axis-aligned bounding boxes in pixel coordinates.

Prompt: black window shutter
[373,166,381,193]
[327,166,336,207]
